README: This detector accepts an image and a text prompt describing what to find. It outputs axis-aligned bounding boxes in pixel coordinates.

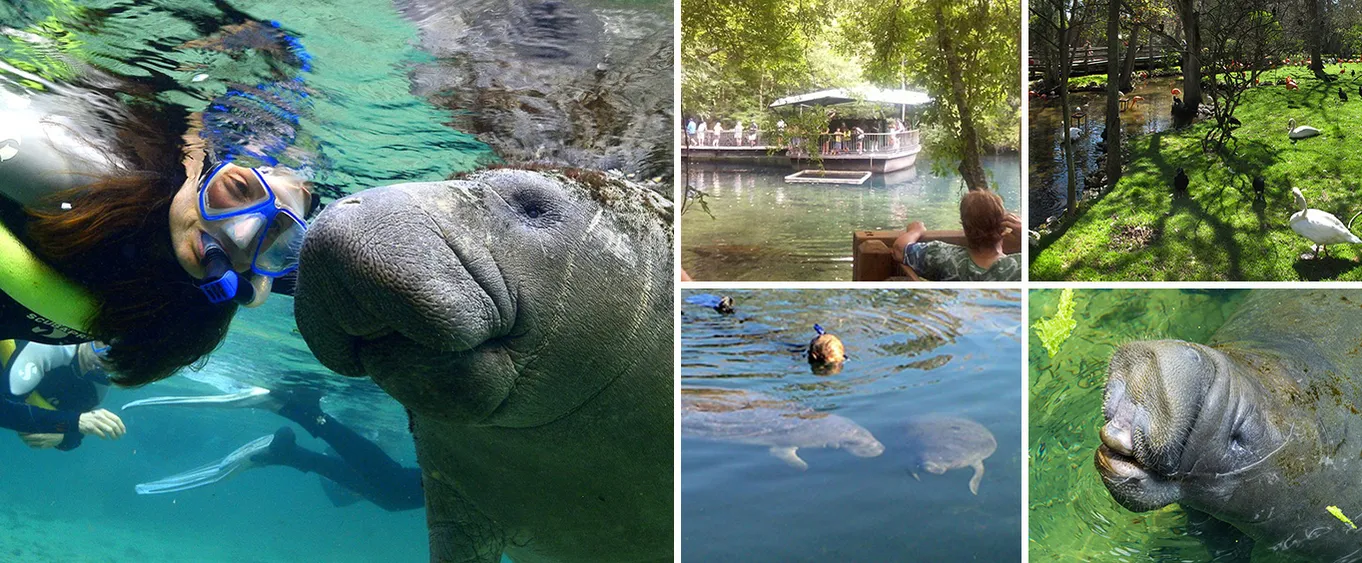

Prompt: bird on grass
[1173,168,1189,198]
[1289,187,1362,260]
[1288,118,1321,141]
[1252,176,1265,203]
[1341,87,1349,103]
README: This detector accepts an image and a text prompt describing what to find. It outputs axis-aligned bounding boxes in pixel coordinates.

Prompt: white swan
[1289,187,1361,259]
[1068,126,1082,140]
[1288,118,1321,140]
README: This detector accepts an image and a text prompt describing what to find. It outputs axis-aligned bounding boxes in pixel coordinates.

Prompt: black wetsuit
[0,342,107,450]
[271,398,424,512]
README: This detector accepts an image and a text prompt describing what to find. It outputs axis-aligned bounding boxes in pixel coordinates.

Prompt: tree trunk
[1176,0,1203,109]
[1120,26,1140,92]
[1308,0,1326,77]
[1106,0,1123,188]
[934,1,988,192]
[1057,3,1077,218]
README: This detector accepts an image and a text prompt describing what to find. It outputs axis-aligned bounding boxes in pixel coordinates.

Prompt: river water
[681,154,1021,281]
[1029,80,1179,226]
[682,289,1022,562]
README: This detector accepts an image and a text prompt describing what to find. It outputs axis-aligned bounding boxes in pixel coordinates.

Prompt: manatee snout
[295,180,523,421]
[846,431,886,458]
[1096,340,1217,511]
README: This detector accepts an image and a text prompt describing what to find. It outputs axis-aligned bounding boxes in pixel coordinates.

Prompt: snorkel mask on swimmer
[195,161,315,305]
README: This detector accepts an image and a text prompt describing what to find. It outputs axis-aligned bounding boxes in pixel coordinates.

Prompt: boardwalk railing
[684,128,768,147]
[788,131,921,157]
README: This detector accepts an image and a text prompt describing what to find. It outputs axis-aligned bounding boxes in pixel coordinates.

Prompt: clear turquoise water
[0,0,648,559]
[681,289,1022,561]
[680,155,1021,281]
[1028,289,1253,562]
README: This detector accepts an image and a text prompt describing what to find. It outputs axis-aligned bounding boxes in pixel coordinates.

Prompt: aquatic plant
[1031,288,1077,357]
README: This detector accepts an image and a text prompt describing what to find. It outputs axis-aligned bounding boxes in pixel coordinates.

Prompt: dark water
[681,154,1021,281]
[682,289,1022,562]
[1029,80,1177,226]
[1028,289,1252,562]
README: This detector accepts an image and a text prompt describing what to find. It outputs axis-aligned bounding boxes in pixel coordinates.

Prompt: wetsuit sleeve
[0,343,81,433]
[56,430,83,451]
[0,397,79,433]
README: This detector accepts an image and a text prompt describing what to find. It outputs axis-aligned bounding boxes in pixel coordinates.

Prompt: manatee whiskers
[1181,421,1296,479]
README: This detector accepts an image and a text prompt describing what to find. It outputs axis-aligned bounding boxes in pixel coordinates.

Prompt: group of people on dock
[816,119,911,156]
[685,118,778,147]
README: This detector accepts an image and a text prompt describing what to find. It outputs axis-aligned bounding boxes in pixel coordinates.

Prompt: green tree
[844,0,1020,191]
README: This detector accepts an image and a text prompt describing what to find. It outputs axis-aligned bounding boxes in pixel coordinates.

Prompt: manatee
[396,0,672,178]
[904,415,997,495]
[1095,289,1362,561]
[681,387,885,470]
[294,168,673,563]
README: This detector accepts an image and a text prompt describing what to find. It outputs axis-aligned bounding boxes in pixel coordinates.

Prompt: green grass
[1032,62,1362,280]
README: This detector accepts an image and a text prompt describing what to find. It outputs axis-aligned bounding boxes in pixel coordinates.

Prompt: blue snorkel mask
[195,161,313,304]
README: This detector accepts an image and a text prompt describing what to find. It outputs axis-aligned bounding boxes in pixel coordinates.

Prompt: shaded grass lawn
[1032,63,1362,280]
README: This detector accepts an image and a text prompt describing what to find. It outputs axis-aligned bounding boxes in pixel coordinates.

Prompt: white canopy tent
[768,87,932,109]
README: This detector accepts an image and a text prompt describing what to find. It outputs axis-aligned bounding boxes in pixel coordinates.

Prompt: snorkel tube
[197,232,255,305]
[0,220,97,334]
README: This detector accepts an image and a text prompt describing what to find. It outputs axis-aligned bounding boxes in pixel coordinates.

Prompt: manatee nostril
[339,198,362,206]
[1101,421,1135,457]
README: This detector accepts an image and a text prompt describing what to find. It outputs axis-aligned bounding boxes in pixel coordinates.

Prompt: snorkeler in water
[0,340,124,450]
[0,18,319,386]
[126,385,423,512]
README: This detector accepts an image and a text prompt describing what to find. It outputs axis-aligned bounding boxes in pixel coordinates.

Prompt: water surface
[1029,80,1178,225]
[682,289,1022,562]
[681,155,1021,281]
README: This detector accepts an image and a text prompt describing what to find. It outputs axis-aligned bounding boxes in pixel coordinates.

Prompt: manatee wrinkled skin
[904,415,997,495]
[1096,290,1362,561]
[397,0,672,178]
[294,168,673,563]
[681,388,885,470]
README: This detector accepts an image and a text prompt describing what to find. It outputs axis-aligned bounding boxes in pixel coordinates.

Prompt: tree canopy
[682,0,1020,188]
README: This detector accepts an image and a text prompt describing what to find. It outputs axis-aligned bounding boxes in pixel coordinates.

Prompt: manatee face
[295,168,673,428]
[843,427,886,458]
[922,461,948,474]
[1095,340,1288,513]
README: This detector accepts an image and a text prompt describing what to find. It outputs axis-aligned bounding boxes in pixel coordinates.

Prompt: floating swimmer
[684,293,735,314]
[808,324,846,375]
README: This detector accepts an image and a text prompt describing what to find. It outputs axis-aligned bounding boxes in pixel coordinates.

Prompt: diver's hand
[18,433,62,449]
[78,409,126,439]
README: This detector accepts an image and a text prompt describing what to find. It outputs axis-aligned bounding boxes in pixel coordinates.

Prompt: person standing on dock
[853,126,865,153]
[734,120,743,146]
[712,121,724,147]
[686,118,697,146]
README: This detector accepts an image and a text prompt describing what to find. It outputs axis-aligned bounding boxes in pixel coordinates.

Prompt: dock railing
[788,130,921,157]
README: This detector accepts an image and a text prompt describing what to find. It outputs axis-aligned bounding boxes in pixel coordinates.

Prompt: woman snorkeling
[0,20,318,386]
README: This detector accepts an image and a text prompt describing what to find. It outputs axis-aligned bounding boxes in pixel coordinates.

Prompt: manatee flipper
[769,446,808,470]
[968,460,985,495]
[423,471,505,563]
[910,471,920,481]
